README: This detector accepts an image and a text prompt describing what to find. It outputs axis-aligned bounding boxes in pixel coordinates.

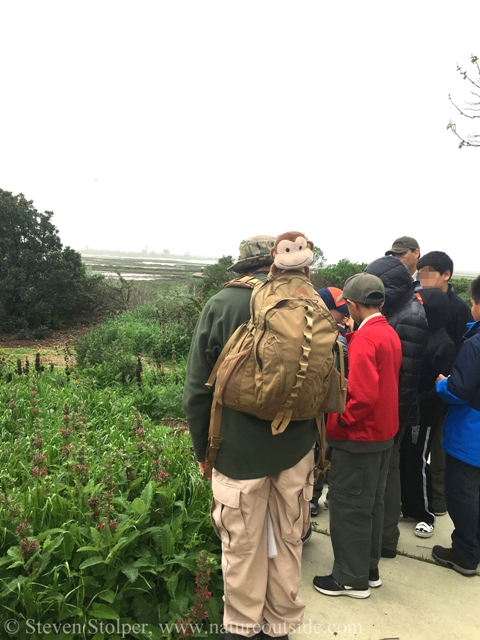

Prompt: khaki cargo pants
[211,451,314,638]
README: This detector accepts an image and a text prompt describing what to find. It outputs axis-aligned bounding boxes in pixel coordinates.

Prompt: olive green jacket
[182,273,317,479]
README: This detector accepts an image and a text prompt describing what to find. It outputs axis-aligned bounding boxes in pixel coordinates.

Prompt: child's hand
[436,374,448,383]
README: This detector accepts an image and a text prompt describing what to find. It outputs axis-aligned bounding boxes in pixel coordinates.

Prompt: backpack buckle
[208,436,223,451]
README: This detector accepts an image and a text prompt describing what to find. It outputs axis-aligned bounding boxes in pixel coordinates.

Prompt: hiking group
[182,233,480,640]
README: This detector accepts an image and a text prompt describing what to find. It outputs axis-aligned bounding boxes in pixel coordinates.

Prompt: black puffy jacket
[365,256,428,430]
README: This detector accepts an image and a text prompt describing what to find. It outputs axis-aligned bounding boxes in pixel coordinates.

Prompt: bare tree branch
[448,54,480,148]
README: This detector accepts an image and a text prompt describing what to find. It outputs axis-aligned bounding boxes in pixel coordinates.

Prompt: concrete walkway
[296,497,480,639]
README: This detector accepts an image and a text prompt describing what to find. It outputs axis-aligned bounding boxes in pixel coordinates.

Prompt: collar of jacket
[465,319,480,334]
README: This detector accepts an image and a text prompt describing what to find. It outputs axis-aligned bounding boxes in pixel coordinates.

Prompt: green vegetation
[450,277,473,303]
[0,190,87,335]
[0,352,221,639]
[198,256,234,299]
[75,285,202,389]
[311,258,368,290]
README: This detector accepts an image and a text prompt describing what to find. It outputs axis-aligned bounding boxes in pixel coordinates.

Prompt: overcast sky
[1,1,479,272]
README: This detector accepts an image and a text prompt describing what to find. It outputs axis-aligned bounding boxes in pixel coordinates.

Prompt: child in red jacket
[313,273,402,599]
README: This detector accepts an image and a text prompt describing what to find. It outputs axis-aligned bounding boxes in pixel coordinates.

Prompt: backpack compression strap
[271,302,314,434]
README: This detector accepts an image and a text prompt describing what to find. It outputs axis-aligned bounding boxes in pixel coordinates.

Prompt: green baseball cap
[385,236,420,256]
[337,273,385,305]
[228,235,276,272]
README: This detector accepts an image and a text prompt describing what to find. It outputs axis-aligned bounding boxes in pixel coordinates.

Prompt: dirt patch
[0,325,93,367]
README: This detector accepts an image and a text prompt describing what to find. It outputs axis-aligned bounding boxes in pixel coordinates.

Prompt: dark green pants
[382,438,402,551]
[329,446,392,589]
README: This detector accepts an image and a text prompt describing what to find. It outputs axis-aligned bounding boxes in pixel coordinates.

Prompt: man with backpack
[183,235,331,640]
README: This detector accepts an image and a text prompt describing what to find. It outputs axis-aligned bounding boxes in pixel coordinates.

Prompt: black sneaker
[310,499,319,517]
[432,545,477,576]
[301,523,312,544]
[313,574,370,598]
[368,568,382,588]
[381,547,396,558]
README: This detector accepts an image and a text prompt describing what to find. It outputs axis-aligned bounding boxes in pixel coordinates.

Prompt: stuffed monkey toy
[270,231,314,278]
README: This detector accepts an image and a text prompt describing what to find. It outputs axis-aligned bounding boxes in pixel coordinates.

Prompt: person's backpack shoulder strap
[202,276,264,478]
[314,415,330,479]
[222,275,263,290]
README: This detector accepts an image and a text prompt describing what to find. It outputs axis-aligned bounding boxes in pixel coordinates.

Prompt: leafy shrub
[75,287,202,385]
[198,257,233,299]
[311,258,368,290]
[0,365,221,638]
[450,277,474,303]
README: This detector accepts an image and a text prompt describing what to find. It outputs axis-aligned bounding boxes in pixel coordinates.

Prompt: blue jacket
[436,320,480,467]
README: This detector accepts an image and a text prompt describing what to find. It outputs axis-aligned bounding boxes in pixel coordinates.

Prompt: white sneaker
[415,521,434,538]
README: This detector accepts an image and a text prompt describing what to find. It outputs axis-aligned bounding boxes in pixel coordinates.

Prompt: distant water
[455,270,478,279]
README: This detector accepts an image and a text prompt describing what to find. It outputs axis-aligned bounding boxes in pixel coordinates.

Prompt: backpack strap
[335,338,347,387]
[203,277,264,478]
[202,324,248,478]
[203,398,223,479]
[312,340,346,480]
[205,277,264,389]
[271,303,314,434]
[223,276,263,290]
[314,415,330,479]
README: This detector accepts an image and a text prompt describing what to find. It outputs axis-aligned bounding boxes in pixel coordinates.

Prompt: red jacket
[327,315,402,442]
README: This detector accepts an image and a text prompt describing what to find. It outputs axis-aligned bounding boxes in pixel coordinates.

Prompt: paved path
[297,498,479,639]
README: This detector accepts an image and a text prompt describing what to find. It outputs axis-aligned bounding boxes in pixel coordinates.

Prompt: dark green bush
[311,258,368,290]
[0,190,87,331]
[75,287,202,384]
[450,277,474,303]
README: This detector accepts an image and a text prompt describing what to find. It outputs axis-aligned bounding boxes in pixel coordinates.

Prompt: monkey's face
[273,235,313,271]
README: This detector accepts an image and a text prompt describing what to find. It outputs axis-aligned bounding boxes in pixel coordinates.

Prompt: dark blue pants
[444,453,480,569]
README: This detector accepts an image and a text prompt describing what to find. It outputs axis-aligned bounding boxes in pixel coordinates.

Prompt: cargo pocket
[282,483,312,544]
[329,462,365,506]
[210,478,252,553]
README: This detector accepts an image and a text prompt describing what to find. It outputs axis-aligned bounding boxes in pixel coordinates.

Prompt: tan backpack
[204,271,346,475]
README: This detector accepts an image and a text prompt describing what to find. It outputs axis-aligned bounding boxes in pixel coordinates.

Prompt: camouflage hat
[228,235,276,272]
